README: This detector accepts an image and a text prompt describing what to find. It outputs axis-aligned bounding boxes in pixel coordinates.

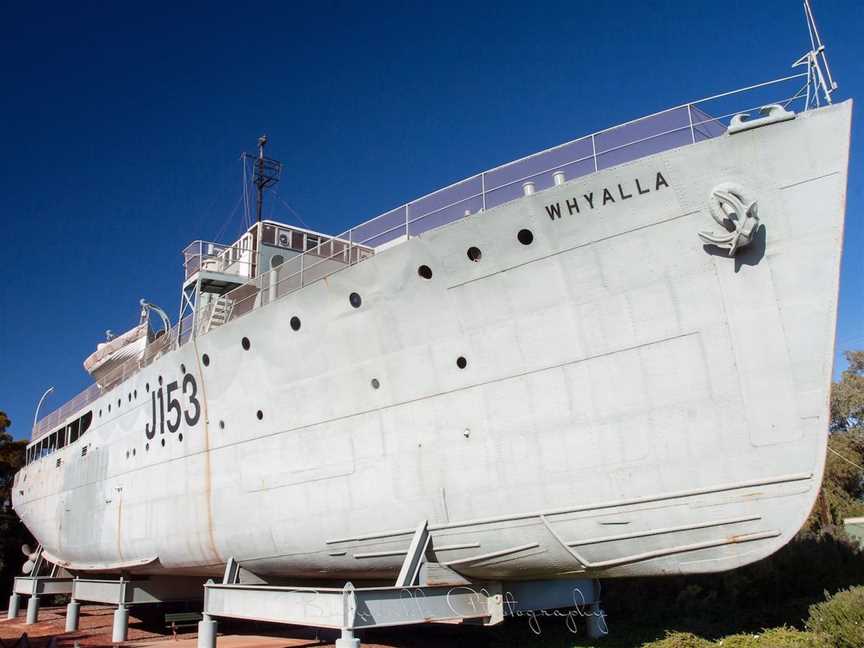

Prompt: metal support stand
[112,605,129,643]
[197,613,217,648]
[198,544,603,645]
[25,596,39,625]
[394,520,429,587]
[7,593,20,619]
[65,599,80,632]
[335,628,360,648]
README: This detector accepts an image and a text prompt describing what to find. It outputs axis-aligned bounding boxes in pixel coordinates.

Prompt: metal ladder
[206,296,234,331]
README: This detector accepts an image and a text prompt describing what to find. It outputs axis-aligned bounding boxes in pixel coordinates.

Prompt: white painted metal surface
[12,98,852,586]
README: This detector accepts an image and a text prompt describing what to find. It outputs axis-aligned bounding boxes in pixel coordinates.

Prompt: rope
[212,192,244,243]
[271,190,312,230]
[828,446,864,472]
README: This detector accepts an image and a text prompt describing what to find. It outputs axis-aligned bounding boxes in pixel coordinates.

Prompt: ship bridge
[178,221,375,340]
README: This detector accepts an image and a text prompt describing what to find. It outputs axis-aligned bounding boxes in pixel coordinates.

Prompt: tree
[806,351,864,531]
[0,411,11,444]
[0,412,31,596]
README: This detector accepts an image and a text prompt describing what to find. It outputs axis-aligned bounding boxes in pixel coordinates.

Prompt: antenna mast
[795,0,838,108]
[242,136,282,224]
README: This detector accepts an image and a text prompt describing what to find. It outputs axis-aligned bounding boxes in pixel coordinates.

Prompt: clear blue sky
[1,1,862,440]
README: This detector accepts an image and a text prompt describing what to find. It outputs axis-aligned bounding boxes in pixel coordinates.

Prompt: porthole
[161,438,166,447]
[134,389,137,399]
[202,354,210,367]
[117,399,121,407]
[349,292,362,308]
[290,316,301,331]
[108,404,111,413]
[241,337,251,350]
[128,394,131,402]
[256,410,264,421]
[158,376,163,386]
[456,356,468,369]
[371,378,380,389]
[180,364,186,374]
[126,451,130,459]
[467,246,482,262]
[133,448,136,456]
[99,409,102,418]
[517,229,534,245]
[146,383,150,392]
[418,265,433,280]
[178,434,183,443]
[146,443,150,452]
[219,420,225,430]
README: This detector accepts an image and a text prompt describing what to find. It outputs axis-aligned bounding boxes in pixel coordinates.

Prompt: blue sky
[1,1,862,440]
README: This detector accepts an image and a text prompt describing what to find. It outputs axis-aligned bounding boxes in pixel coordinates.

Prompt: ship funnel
[522,181,536,196]
[553,171,566,186]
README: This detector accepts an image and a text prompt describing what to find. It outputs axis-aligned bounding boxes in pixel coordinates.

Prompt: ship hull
[13,100,852,582]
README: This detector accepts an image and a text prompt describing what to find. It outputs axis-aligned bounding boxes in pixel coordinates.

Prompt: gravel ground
[0,605,546,648]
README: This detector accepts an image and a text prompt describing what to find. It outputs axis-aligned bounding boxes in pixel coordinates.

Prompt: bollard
[197,613,217,648]
[65,599,80,632]
[25,596,39,625]
[7,593,21,619]
[112,605,129,643]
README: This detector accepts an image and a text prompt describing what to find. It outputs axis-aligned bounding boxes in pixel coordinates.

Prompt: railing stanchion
[591,134,598,172]
[481,173,486,212]
[687,104,697,144]
[405,205,409,239]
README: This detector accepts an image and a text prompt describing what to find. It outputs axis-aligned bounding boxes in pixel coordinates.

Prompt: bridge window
[79,411,92,436]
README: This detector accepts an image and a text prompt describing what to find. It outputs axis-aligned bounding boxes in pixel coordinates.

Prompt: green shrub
[713,627,821,647]
[641,632,712,648]
[806,586,864,648]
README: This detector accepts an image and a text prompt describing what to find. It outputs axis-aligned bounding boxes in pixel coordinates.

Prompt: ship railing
[32,73,815,439]
[199,73,812,333]
[183,240,255,282]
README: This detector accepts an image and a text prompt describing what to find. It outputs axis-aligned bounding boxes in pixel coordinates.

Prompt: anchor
[698,183,760,256]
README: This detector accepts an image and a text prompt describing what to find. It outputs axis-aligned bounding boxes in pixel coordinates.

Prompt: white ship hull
[13,100,852,583]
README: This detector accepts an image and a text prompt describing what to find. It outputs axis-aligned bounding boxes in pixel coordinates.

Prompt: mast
[247,135,282,224]
[796,0,838,107]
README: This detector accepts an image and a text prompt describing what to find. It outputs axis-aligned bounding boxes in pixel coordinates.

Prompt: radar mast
[242,136,282,223]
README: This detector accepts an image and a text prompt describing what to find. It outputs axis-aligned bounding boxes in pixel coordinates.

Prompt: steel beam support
[7,593,20,619]
[112,605,129,643]
[335,628,360,648]
[65,599,80,632]
[25,595,39,625]
[587,602,608,638]
[394,520,429,587]
[197,613,217,648]
[203,579,503,630]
